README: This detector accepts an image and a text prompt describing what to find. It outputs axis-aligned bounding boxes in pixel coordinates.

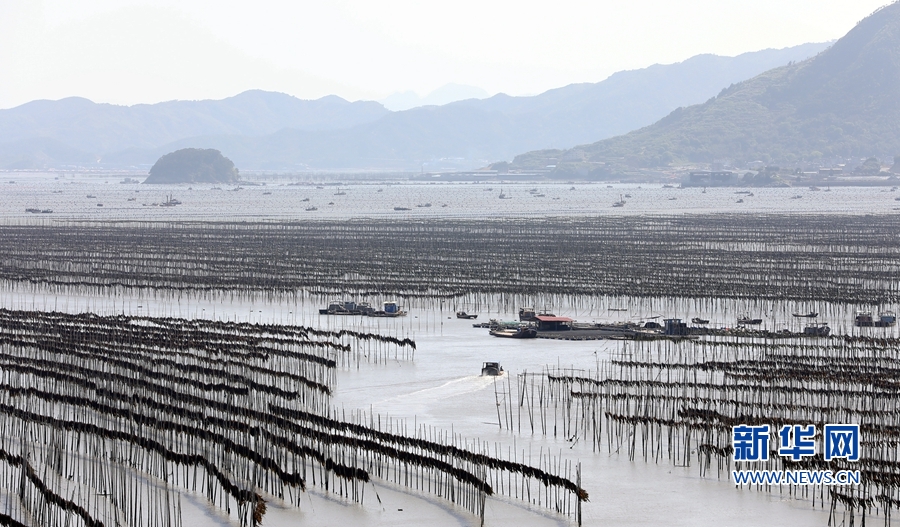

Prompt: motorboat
[481,362,504,376]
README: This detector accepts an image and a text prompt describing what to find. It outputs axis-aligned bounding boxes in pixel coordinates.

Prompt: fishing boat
[159,194,182,207]
[394,207,411,211]
[481,362,504,376]
[490,325,538,339]
[855,311,897,327]
[612,195,626,207]
[456,311,478,319]
[691,317,709,325]
[792,312,819,318]
[803,323,831,337]
[318,301,375,315]
[737,316,763,325]
[518,307,556,321]
[369,301,407,317]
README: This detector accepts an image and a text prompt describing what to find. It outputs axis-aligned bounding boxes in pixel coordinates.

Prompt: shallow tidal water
[0,174,895,526]
[3,286,886,527]
[2,172,899,221]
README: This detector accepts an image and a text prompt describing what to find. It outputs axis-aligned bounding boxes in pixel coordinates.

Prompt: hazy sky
[0,1,891,109]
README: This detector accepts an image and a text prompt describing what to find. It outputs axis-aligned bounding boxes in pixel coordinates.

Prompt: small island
[144,148,239,184]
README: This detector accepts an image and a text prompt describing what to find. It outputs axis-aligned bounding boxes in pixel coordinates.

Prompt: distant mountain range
[512,3,900,174]
[380,84,491,112]
[0,43,830,171]
[0,91,388,167]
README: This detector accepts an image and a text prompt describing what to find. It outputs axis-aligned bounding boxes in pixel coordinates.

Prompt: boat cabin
[533,316,573,331]
[481,362,503,376]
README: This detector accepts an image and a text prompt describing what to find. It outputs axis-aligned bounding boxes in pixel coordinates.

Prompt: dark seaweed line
[4,215,900,302]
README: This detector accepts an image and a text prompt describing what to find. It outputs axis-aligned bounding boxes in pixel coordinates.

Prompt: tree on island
[144,148,240,184]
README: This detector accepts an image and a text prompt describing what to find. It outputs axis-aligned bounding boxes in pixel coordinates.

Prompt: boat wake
[378,375,496,404]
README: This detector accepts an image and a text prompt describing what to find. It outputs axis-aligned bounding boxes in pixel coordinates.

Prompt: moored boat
[318,301,375,315]
[737,316,763,325]
[792,312,818,318]
[856,311,897,327]
[490,326,537,338]
[691,317,709,325]
[370,301,407,317]
[519,307,555,321]
[456,311,478,319]
[803,323,831,337]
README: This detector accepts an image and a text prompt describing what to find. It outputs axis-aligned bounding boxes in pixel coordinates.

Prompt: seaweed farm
[506,334,900,524]
[0,205,899,526]
[2,214,900,303]
[0,309,585,527]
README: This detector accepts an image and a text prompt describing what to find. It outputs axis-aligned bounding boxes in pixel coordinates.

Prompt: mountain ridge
[0,91,389,156]
[510,3,900,173]
[0,43,831,170]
